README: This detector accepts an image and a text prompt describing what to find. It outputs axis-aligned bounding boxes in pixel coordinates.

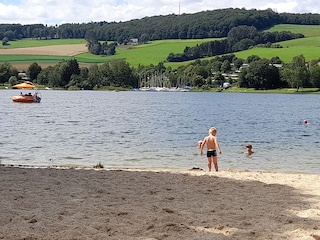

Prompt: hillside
[2,7,320,70]
[1,26,320,90]
[2,23,320,71]
[2,8,320,44]
[234,24,320,63]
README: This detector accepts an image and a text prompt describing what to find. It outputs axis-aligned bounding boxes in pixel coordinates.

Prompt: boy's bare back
[204,135,217,149]
[200,127,222,156]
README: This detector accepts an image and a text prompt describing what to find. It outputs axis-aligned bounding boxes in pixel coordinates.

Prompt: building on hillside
[128,38,139,45]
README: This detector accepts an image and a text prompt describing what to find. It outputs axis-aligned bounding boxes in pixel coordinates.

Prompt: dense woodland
[1,8,320,43]
[1,8,320,91]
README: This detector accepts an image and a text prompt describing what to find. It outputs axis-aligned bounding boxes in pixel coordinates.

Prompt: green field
[0,38,218,69]
[97,39,221,67]
[1,24,320,69]
[0,54,111,64]
[235,24,320,62]
[265,24,320,37]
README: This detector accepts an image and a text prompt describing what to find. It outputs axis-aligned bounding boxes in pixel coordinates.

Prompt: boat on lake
[12,82,41,103]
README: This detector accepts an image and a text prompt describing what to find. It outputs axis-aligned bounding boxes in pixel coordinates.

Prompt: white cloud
[0,0,319,25]
[264,2,299,13]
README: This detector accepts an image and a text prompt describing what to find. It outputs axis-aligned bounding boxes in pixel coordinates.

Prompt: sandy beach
[0,166,319,240]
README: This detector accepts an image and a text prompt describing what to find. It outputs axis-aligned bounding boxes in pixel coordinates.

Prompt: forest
[1,8,320,44]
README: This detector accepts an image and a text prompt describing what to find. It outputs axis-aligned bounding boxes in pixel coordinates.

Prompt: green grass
[77,38,220,67]
[93,162,104,169]
[0,38,219,68]
[224,87,320,93]
[265,24,320,37]
[1,24,320,69]
[235,24,320,62]
[0,54,72,62]
[235,38,320,63]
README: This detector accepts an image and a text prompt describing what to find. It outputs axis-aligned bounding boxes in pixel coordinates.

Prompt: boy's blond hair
[209,127,217,134]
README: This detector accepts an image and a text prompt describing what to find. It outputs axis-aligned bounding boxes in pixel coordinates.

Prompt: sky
[0,0,319,25]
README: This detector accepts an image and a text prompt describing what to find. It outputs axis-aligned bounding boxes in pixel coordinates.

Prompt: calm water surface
[1,90,319,173]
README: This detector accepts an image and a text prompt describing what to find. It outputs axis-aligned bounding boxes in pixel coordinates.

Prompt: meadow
[0,38,216,70]
[0,24,320,70]
[235,24,320,62]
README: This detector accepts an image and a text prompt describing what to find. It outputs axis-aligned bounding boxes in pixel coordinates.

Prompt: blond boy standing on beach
[199,127,222,172]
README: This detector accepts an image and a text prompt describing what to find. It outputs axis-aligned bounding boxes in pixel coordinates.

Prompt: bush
[93,162,104,169]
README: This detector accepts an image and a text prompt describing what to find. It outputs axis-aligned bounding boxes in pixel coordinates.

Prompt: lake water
[1,90,319,174]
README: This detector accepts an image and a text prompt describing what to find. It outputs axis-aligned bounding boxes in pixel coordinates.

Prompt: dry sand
[0,166,319,240]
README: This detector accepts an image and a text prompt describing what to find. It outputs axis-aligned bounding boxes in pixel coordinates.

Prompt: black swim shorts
[207,150,217,157]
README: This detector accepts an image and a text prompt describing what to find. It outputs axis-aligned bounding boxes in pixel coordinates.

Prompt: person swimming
[197,140,202,149]
[245,144,254,155]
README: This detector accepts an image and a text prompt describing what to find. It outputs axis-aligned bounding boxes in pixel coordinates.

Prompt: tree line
[2,8,320,45]
[167,25,303,62]
[2,54,320,92]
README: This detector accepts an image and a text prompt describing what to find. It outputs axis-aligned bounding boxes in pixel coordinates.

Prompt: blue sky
[0,0,318,25]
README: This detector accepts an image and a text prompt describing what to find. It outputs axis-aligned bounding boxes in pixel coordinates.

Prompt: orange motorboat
[12,81,42,103]
[12,93,41,103]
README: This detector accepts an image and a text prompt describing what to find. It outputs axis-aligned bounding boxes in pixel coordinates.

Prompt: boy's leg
[213,156,218,172]
[207,157,212,172]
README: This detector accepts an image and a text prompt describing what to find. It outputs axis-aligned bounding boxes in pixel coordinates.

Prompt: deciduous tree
[27,62,42,81]
[281,55,309,91]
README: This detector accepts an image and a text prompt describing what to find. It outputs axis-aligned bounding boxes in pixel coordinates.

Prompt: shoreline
[2,86,320,93]
[1,165,319,239]
[0,163,318,175]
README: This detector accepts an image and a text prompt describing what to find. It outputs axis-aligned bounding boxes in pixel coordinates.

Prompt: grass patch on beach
[93,162,104,169]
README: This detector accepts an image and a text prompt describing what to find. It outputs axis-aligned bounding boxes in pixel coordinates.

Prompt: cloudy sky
[0,0,318,25]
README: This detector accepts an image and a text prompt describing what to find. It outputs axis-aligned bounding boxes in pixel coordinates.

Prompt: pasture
[235,24,320,62]
[0,38,216,70]
[0,24,320,70]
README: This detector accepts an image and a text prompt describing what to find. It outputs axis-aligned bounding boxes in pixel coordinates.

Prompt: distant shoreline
[2,86,320,93]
